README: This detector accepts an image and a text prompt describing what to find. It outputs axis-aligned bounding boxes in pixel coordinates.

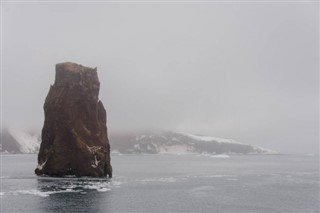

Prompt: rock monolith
[35,62,112,177]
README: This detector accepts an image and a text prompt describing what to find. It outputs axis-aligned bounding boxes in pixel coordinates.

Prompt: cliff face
[35,62,112,177]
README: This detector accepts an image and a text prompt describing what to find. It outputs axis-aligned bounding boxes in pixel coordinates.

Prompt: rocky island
[35,62,112,177]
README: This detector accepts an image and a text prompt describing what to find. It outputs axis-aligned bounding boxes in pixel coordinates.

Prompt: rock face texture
[35,62,112,177]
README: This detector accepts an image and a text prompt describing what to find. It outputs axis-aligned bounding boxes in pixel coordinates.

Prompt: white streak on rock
[87,145,102,154]
[91,155,100,168]
[37,160,47,170]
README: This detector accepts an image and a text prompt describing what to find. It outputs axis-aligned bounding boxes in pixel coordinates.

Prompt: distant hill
[109,132,277,155]
[1,128,277,155]
[1,128,40,154]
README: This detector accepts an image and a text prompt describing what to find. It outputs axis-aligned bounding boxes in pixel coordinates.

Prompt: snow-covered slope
[179,132,277,154]
[179,132,246,145]
[109,132,278,155]
[1,128,40,153]
[8,128,40,153]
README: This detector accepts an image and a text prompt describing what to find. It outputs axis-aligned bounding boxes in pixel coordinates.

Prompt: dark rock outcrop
[35,62,112,177]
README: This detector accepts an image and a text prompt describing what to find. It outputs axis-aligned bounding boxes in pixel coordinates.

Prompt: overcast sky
[2,1,318,154]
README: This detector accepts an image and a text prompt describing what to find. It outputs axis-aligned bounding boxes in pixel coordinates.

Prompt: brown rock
[35,62,112,177]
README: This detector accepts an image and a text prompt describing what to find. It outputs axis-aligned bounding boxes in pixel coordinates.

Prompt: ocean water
[1,154,319,213]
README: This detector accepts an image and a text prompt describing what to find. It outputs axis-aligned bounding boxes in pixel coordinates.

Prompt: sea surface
[1,154,319,213]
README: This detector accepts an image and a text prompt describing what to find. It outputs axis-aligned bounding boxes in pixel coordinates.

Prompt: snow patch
[253,146,278,154]
[179,132,277,154]
[199,153,231,158]
[8,128,40,153]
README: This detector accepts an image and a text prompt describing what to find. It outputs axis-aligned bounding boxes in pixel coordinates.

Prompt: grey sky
[2,2,319,154]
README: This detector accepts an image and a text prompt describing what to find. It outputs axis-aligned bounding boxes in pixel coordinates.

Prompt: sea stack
[35,62,112,177]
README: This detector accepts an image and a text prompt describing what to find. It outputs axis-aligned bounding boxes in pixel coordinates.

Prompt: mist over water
[2,2,319,154]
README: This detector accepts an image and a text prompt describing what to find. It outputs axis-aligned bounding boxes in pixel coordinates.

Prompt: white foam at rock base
[81,181,111,192]
[97,188,111,192]
[13,189,81,197]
